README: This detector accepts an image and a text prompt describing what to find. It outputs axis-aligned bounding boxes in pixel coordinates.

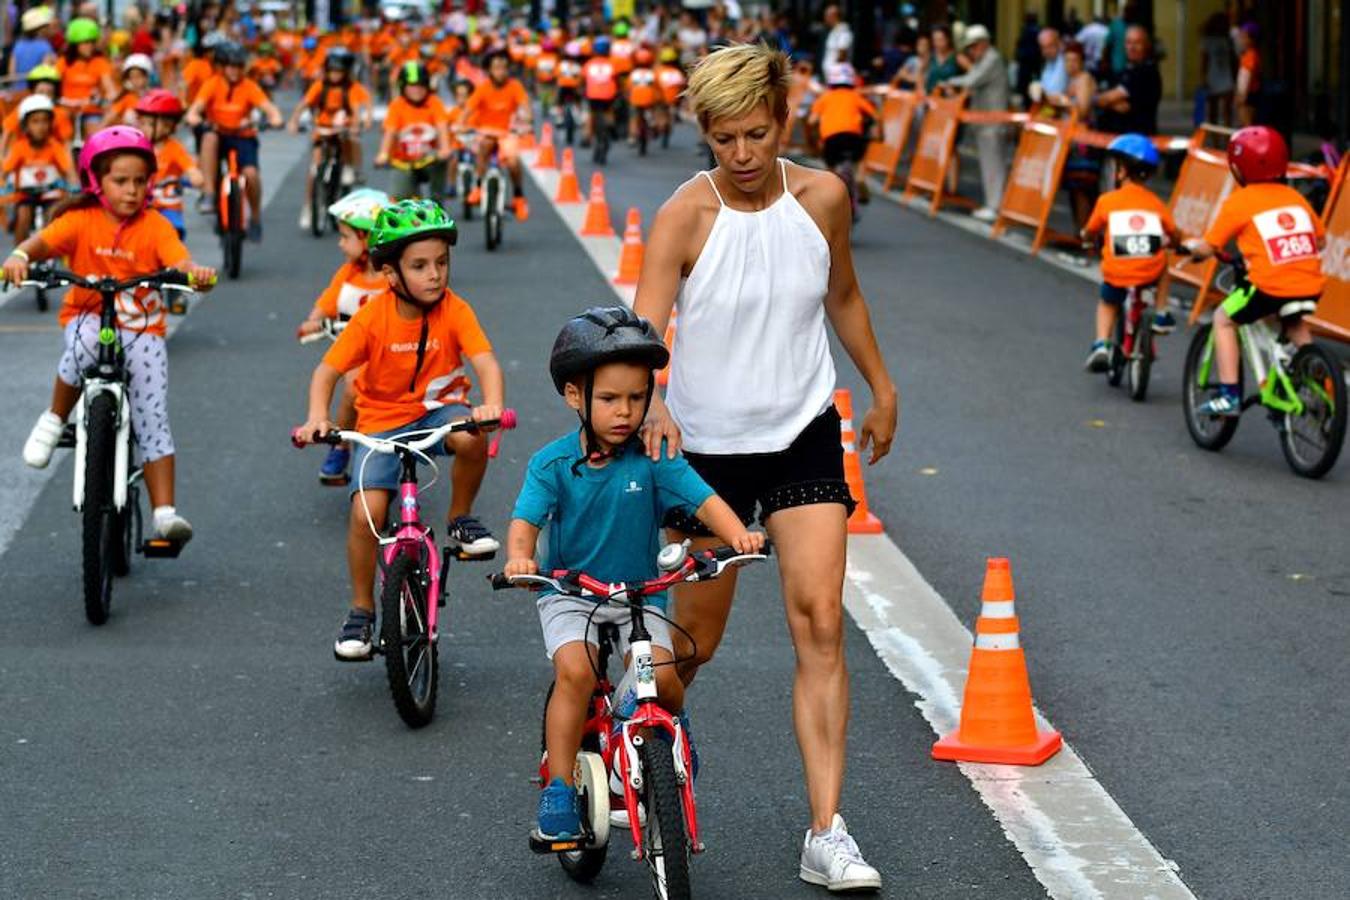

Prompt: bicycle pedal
[141,537,184,559]
[528,830,593,855]
[56,424,77,449]
[319,473,352,487]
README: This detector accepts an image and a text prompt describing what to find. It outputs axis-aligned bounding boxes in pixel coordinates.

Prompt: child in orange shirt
[135,90,203,244]
[375,63,453,201]
[2,66,75,155]
[809,62,876,216]
[463,51,532,219]
[57,18,117,135]
[102,54,154,127]
[286,47,372,230]
[626,47,662,145]
[1185,126,1326,417]
[6,127,216,542]
[654,46,686,140]
[294,200,505,661]
[2,95,77,243]
[249,43,284,93]
[296,188,391,484]
[1081,134,1182,372]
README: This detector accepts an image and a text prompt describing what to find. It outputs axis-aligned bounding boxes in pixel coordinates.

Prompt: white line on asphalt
[523,147,1198,900]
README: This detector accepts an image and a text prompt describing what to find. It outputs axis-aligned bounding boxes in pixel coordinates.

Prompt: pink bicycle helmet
[78,126,158,203]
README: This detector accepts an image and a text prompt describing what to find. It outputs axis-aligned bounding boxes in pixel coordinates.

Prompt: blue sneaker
[1198,393,1242,417]
[319,445,350,485]
[1152,310,1177,334]
[1084,340,1111,373]
[537,778,581,839]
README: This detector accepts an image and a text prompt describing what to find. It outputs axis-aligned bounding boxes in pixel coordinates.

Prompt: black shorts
[1222,285,1318,325]
[664,406,857,536]
[588,98,614,116]
[822,132,867,168]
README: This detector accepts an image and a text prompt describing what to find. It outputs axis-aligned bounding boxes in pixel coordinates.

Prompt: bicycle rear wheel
[380,553,438,728]
[112,480,138,578]
[82,394,118,625]
[1280,344,1347,478]
[1182,324,1242,451]
[226,182,244,279]
[460,168,475,222]
[641,737,691,900]
[1106,312,1126,387]
[1128,320,1154,402]
[309,164,328,238]
[485,178,502,251]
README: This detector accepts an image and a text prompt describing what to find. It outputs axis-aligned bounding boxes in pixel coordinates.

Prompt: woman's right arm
[633,191,695,460]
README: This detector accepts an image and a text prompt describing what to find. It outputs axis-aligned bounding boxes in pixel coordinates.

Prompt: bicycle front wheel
[380,553,438,728]
[1280,344,1347,478]
[1182,324,1242,451]
[82,394,118,625]
[226,183,244,279]
[485,178,502,251]
[1107,311,1126,387]
[641,736,691,900]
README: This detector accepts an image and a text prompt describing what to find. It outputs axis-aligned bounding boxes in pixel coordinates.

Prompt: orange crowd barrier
[992,113,1079,254]
[1161,141,1236,323]
[904,92,968,215]
[1308,155,1350,342]
[861,90,920,192]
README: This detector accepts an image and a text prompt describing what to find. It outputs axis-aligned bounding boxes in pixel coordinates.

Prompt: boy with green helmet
[295,199,507,662]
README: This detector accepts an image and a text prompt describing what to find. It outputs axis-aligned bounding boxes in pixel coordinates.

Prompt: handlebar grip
[488,573,513,590]
[291,428,342,448]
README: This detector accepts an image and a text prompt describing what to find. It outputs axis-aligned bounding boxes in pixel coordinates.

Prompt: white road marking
[523,147,1198,900]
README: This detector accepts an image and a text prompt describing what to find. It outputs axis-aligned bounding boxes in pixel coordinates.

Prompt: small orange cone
[534,123,557,169]
[932,558,1062,766]
[656,310,677,387]
[834,389,884,534]
[518,127,537,151]
[580,172,615,236]
[613,207,644,284]
[554,148,582,203]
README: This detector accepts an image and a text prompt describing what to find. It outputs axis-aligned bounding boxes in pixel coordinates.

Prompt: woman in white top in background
[633,43,896,894]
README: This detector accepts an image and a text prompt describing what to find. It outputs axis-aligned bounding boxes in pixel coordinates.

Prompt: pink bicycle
[294,409,516,727]
[491,540,769,899]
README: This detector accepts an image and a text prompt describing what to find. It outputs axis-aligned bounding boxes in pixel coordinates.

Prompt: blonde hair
[684,43,790,132]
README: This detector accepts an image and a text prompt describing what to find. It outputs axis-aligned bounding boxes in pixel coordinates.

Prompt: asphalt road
[2,115,1347,900]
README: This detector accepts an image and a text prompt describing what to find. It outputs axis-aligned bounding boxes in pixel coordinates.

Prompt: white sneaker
[341,165,357,187]
[22,410,65,468]
[298,205,312,230]
[152,506,194,543]
[972,206,998,223]
[799,814,882,892]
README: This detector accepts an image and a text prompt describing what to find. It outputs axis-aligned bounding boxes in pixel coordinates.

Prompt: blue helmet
[302,35,318,51]
[1107,133,1160,169]
[593,36,611,56]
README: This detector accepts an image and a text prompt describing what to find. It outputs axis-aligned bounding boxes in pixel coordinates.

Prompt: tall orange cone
[834,389,884,534]
[554,148,582,203]
[534,122,557,169]
[656,310,677,387]
[580,172,615,236]
[932,558,1062,766]
[613,207,645,285]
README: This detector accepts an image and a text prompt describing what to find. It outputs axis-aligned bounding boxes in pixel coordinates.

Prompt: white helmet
[122,53,155,75]
[18,93,55,122]
[20,6,54,32]
[824,62,857,87]
[328,187,391,232]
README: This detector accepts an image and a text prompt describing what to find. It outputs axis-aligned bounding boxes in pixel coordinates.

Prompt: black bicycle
[310,126,347,238]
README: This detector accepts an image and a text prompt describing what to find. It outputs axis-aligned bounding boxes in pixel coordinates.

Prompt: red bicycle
[1105,284,1159,401]
[492,541,770,900]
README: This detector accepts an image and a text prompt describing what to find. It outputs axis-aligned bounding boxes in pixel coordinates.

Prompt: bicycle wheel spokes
[1281,346,1348,478]
[381,555,439,727]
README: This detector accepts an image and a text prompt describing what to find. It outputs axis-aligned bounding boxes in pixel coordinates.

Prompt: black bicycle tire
[485,178,501,251]
[638,114,648,156]
[112,483,135,578]
[461,169,475,222]
[227,183,244,279]
[1280,344,1348,479]
[309,161,328,238]
[323,144,345,213]
[640,737,691,900]
[35,286,48,312]
[1107,311,1126,386]
[1182,324,1242,451]
[381,553,438,728]
[82,393,117,625]
[1128,321,1153,402]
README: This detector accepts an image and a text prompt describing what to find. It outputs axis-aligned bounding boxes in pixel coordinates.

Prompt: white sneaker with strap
[799,814,882,892]
[23,410,65,468]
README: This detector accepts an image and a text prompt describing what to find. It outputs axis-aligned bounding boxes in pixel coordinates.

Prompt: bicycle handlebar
[291,408,518,451]
[298,318,347,344]
[13,267,208,293]
[489,541,773,595]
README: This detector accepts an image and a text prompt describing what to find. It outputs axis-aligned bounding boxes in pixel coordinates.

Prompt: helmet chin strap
[389,261,444,393]
[569,371,655,476]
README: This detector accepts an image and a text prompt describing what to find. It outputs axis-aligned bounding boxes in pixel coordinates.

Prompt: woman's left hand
[858,395,897,464]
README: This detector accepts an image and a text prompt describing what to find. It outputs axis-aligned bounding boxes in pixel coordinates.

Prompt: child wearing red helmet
[1185,126,1327,417]
[135,90,204,241]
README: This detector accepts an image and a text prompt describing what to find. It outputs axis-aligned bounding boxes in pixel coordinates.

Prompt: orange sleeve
[314,265,347,318]
[513,80,528,107]
[464,85,483,119]
[1159,204,1179,239]
[302,81,321,107]
[383,102,404,132]
[1,145,22,175]
[809,95,824,118]
[323,310,371,373]
[1084,194,1108,235]
[55,144,74,173]
[351,83,372,108]
[448,296,492,357]
[38,208,81,256]
[1202,194,1246,248]
[149,214,191,267]
[859,95,877,118]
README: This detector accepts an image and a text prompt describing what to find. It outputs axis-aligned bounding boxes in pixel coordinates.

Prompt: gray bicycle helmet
[215,41,247,67]
[548,306,669,394]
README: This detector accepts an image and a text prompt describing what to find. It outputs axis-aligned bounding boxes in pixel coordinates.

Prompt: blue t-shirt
[11,38,54,79]
[513,433,715,609]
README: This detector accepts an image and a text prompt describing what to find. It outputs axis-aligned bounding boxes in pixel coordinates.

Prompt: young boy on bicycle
[1184,126,1327,416]
[287,47,372,230]
[295,200,505,661]
[374,62,453,201]
[1081,134,1182,371]
[503,306,764,842]
[808,62,875,215]
[462,50,533,220]
[2,95,77,244]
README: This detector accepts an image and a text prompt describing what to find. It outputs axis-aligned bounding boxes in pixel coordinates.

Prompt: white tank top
[667,159,836,454]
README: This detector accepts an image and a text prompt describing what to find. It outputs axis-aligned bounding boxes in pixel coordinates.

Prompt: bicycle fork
[71,381,131,513]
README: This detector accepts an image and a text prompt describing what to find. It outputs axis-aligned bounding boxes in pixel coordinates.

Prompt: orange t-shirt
[314,261,388,320]
[40,206,190,336]
[627,68,660,109]
[1202,183,1326,298]
[3,100,75,144]
[810,88,876,140]
[181,57,215,104]
[249,57,283,85]
[323,290,492,433]
[105,91,143,124]
[2,136,73,187]
[609,39,635,75]
[557,59,582,90]
[384,95,449,162]
[1085,182,1177,287]
[656,65,686,105]
[302,80,372,127]
[196,75,270,133]
[151,138,198,211]
[582,57,618,101]
[535,52,559,83]
[464,79,529,133]
[1239,49,1260,95]
[57,56,114,105]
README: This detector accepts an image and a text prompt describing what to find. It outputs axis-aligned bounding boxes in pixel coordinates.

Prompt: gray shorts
[537,594,674,660]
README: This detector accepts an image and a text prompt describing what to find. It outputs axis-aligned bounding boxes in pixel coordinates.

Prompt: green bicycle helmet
[66,17,101,45]
[368,199,458,268]
[399,61,428,88]
[328,188,390,233]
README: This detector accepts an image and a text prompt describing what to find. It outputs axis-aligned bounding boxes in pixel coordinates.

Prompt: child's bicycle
[15,267,202,624]
[309,124,348,237]
[292,409,517,727]
[1,175,72,311]
[454,146,477,221]
[461,128,510,251]
[216,143,248,280]
[1182,250,1347,478]
[1104,284,1159,401]
[492,540,771,900]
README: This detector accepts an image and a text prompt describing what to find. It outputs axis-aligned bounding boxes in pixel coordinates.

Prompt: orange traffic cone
[580,172,615,236]
[534,122,557,169]
[518,127,537,151]
[834,389,884,534]
[613,207,644,284]
[554,148,582,203]
[932,558,1062,766]
[656,310,677,387]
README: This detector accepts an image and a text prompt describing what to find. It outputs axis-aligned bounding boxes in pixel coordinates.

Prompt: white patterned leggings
[57,319,174,463]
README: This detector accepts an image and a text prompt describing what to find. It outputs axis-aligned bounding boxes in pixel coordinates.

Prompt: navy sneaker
[1152,310,1178,334]
[334,608,375,661]
[247,222,263,243]
[537,778,581,839]
[1197,393,1242,417]
[1084,340,1111,373]
[447,515,500,556]
[319,445,350,485]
